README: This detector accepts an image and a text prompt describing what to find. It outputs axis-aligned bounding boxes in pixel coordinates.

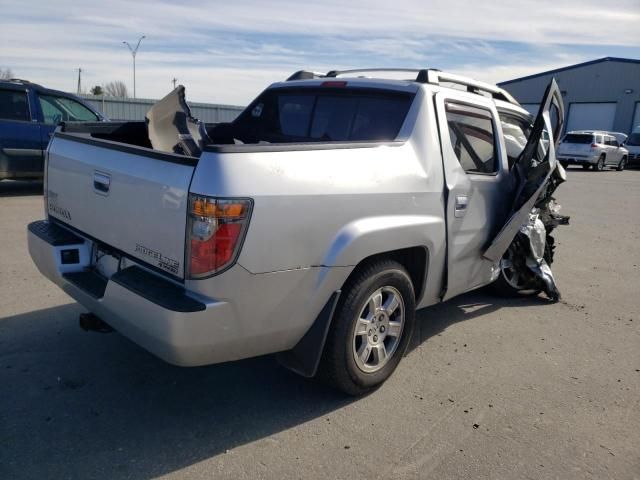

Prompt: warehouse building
[78,94,244,123]
[498,57,640,135]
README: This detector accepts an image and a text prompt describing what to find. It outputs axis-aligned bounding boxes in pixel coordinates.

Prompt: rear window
[233,88,414,143]
[562,134,593,144]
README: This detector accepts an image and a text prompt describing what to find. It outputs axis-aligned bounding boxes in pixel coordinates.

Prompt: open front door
[434,89,513,301]
[483,79,565,262]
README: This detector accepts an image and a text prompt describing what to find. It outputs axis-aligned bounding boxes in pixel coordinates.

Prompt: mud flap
[276,291,341,378]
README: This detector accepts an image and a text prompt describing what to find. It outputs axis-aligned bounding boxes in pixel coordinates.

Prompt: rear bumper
[27,220,239,366]
[28,220,344,367]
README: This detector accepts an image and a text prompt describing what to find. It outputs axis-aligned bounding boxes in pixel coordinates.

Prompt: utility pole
[122,35,145,98]
[172,77,178,89]
[77,68,82,94]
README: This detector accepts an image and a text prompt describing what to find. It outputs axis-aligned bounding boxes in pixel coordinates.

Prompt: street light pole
[122,35,145,98]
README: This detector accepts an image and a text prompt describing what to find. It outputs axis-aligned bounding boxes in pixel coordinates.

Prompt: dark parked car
[0,79,106,181]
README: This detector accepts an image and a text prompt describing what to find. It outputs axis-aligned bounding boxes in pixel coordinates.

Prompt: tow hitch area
[79,312,114,333]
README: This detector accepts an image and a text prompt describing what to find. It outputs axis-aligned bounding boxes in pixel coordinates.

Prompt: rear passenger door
[434,90,513,300]
[0,86,43,178]
[605,136,622,165]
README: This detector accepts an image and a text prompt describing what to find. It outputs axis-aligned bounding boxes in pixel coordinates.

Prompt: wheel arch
[340,246,429,305]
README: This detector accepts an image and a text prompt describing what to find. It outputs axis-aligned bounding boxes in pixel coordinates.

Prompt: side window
[445,102,497,174]
[610,138,619,147]
[499,113,531,168]
[38,95,99,124]
[0,89,30,122]
[596,135,603,144]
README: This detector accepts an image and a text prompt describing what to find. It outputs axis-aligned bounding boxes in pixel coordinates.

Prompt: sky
[1,0,639,106]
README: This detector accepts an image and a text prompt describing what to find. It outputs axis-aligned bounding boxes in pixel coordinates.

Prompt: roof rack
[285,67,520,107]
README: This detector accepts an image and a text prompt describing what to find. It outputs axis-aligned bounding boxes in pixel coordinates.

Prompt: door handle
[93,171,111,195]
[454,195,468,218]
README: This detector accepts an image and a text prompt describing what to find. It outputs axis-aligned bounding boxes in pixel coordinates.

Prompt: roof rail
[286,70,325,81]
[7,78,32,84]
[420,69,519,105]
[326,68,427,78]
[285,68,520,106]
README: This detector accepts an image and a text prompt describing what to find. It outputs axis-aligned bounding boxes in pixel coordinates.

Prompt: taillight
[187,195,252,278]
[591,143,598,148]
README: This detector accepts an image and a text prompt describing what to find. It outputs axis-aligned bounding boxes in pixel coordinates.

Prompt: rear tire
[617,156,627,171]
[594,155,605,171]
[318,260,415,396]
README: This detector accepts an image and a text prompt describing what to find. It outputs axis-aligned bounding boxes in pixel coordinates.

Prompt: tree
[90,85,104,96]
[103,81,128,97]
[0,68,14,80]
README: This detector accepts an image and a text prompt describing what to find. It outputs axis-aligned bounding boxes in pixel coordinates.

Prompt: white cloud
[1,0,638,104]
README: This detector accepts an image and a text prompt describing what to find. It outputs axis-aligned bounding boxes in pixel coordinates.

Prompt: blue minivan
[0,79,106,181]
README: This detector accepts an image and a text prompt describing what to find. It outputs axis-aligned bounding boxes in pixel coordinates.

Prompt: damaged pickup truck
[28,68,569,395]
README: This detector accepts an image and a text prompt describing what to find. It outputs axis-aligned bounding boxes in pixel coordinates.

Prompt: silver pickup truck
[28,68,568,395]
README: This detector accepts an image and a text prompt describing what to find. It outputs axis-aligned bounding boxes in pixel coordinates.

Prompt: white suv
[557,130,629,171]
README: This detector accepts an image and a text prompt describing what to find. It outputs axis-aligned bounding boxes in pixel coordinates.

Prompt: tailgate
[46,134,196,278]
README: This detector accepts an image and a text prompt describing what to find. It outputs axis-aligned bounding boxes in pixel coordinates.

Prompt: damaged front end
[486,79,570,300]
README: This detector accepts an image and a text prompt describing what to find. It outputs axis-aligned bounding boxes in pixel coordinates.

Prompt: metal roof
[498,57,640,86]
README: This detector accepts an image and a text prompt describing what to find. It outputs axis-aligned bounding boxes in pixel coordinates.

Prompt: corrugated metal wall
[78,94,244,123]
[499,59,640,134]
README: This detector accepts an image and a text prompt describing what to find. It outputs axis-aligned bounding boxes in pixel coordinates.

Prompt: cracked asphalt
[1,168,639,479]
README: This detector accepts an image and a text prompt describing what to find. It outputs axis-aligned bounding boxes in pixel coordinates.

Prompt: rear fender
[320,215,443,268]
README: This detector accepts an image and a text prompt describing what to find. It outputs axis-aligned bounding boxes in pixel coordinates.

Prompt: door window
[38,94,99,124]
[499,114,531,168]
[445,102,497,174]
[0,89,30,121]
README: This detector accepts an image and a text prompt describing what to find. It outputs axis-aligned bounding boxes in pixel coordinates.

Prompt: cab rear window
[233,88,414,143]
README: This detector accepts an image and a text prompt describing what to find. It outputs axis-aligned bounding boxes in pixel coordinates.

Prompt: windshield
[39,94,99,124]
[562,134,592,144]
[626,133,640,146]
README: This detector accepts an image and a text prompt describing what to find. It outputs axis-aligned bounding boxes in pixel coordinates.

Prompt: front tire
[489,238,541,297]
[318,260,416,396]
[617,156,627,171]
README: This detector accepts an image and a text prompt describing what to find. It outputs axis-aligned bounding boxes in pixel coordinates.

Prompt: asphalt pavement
[1,169,638,479]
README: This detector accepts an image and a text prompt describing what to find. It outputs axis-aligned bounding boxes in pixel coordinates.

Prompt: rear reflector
[187,196,252,278]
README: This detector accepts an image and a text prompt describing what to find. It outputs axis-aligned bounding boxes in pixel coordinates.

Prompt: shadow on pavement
[0,291,553,479]
[0,180,43,197]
